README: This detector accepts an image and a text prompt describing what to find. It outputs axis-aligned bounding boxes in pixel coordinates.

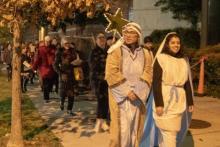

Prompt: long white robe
[111,45,150,147]
[153,54,189,147]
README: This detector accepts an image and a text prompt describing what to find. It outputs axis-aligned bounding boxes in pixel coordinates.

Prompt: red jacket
[33,45,56,79]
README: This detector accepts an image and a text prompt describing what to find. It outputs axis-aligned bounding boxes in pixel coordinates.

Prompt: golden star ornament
[104,8,129,35]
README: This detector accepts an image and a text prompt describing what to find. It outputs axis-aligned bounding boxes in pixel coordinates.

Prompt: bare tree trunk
[7,21,24,147]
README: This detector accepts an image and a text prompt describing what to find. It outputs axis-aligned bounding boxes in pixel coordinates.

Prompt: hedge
[190,44,220,98]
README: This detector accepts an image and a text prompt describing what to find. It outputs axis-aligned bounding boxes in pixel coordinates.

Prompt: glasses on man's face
[64,43,70,46]
[97,36,106,39]
[123,30,138,36]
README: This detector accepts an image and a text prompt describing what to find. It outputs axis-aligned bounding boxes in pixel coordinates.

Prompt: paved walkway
[183,96,220,147]
[27,84,109,147]
[26,83,220,147]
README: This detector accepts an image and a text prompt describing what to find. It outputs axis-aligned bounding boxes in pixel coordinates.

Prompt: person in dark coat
[89,33,109,132]
[53,38,77,115]
[21,46,32,93]
[51,38,59,93]
[32,36,56,103]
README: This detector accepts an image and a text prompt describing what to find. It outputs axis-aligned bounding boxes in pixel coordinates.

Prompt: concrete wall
[130,0,190,36]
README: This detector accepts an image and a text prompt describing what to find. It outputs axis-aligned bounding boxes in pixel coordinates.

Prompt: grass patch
[0,73,63,147]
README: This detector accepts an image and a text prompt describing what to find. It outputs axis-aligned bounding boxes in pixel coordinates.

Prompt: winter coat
[33,45,56,79]
[89,45,108,81]
[53,47,77,97]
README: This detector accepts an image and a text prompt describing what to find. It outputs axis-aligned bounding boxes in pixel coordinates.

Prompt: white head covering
[51,38,58,46]
[44,36,51,42]
[152,32,177,65]
[61,37,69,47]
[108,22,143,53]
[122,22,142,38]
[153,32,194,98]
[122,22,143,45]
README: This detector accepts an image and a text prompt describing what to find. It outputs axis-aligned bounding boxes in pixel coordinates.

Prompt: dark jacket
[53,47,77,97]
[21,53,31,73]
[89,45,108,81]
[53,47,77,77]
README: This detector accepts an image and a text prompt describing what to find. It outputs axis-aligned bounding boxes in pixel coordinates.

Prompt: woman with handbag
[54,38,78,116]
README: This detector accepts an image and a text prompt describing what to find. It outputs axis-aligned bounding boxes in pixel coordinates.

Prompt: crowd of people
[0,21,194,147]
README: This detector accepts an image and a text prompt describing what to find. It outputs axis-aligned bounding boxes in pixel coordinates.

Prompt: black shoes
[60,102,75,116]
[67,110,76,116]
[22,87,27,93]
[45,100,50,103]
[60,104,64,111]
[24,86,27,92]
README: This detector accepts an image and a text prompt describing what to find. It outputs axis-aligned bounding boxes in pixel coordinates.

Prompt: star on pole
[104,8,129,36]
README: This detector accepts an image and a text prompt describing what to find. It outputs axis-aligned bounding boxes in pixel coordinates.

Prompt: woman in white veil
[140,32,194,147]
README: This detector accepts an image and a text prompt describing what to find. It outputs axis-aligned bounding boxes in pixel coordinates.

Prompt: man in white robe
[105,22,153,147]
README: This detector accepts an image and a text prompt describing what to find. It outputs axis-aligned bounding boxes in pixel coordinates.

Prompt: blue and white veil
[140,32,193,147]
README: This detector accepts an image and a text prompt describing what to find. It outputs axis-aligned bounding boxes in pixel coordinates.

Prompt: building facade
[130,0,190,36]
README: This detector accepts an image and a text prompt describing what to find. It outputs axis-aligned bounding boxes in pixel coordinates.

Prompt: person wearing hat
[53,37,79,115]
[33,35,56,103]
[105,22,153,147]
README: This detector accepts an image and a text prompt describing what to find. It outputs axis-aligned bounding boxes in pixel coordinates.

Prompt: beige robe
[105,47,153,147]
